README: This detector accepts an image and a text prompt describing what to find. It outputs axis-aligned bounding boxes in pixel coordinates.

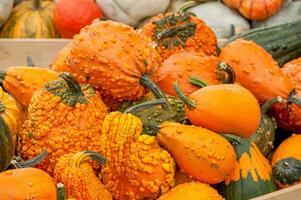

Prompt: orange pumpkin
[174,81,261,138]
[223,0,284,20]
[152,51,235,97]
[0,167,57,200]
[141,12,217,61]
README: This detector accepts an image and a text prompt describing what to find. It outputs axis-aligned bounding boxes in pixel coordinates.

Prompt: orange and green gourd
[158,122,237,184]
[272,134,301,188]
[158,182,224,200]
[0,66,59,107]
[141,12,217,61]
[18,73,108,175]
[54,151,112,200]
[221,134,276,200]
[51,19,169,110]
[101,112,175,200]
[0,116,14,172]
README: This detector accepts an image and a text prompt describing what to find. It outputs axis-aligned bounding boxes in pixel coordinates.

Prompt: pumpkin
[0,87,20,145]
[251,97,285,157]
[158,182,224,200]
[219,39,301,106]
[252,0,301,28]
[53,0,104,38]
[120,93,187,135]
[54,151,112,200]
[158,122,236,184]
[0,0,13,28]
[152,51,235,97]
[0,116,14,172]
[0,167,57,200]
[221,134,276,200]
[101,112,175,200]
[95,0,171,27]
[18,73,108,175]
[272,134,301,188]
[223,0,284,21]
[51,19,169,110]
[174,80,261,138]
[0,66,59,107]
[271,57,301,133]
[182,1,250,38]
[140,12,217,61]
[0,0,60,38]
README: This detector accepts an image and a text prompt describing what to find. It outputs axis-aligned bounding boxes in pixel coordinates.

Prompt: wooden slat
[252,184,301,200]
[0,39,70,69]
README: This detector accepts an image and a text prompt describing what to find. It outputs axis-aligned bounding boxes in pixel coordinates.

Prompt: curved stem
[124,99,167,114]
[84,150,106,165]
[261,96,286,114]
[11,150,48,168]
[26,56,35,67]
[140,74,171,111]
[57,183,66,200]
[173,82,195,109]
[59,73,82,93]
[0,102,5,113]
[287,89,301,108]
[32,0,41,9]
[178,1,199,14]
[217,62,236,84]
[189,76,208,88]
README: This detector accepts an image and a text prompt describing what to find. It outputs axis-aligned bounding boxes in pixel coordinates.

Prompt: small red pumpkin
[53,0,104,38]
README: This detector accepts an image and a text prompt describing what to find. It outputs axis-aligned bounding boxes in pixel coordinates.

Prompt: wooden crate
[1,39,301,200]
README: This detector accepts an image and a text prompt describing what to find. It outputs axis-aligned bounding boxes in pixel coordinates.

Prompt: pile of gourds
[0,6,301,200]
[0,0,301,39]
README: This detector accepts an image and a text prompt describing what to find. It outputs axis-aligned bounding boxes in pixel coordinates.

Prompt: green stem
[140,74,171,111]
[26,56,35,67]
[59,73,82,93]
[0,102,5,113]
[84,150,106,165]
[32,0,41,10]
[178,1,199,14]
[124,99,167,114]
[11,150,48,168]
[261,96,286,114]
[217,62,236,84]
[173,82,195,109]
[57,183,66,200]
[287,89,301,108]
[189,76,208,88]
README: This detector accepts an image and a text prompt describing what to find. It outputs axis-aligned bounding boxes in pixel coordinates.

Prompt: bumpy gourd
[51,19,167,110]
[158,182,224,200]
[158,122,236,184]
[221,134,276,200]
[0,66,59,107]
[18,73,107,175]
[141,12,217,61]
[101,112,175,200]
[54,151,112,200]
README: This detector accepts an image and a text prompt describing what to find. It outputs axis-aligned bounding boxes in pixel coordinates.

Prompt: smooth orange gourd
[0,167,57,200]
[152,51,234,97]
[158,182,224,200]
[158,122,236,184]
[0,66,59,107]
[174,81,261,138]
[223,0,284,20]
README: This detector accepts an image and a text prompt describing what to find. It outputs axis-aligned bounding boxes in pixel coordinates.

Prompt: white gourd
[0,0,14,28]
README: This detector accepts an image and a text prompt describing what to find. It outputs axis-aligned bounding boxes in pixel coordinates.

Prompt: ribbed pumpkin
[158,182,224,200]
[0,87,20,145]
[0,167,57,199]
[152,51,235,97]
[18,73,108,175]
[51,19,168,110]
[141,12,217,61]
[158,122,236,184]
[272,134,301,188]
[0,66,59,107]
[0,116,14,172]
[101,112,175,200]
[174,81,261,138]
[54,151,112,200]
[223,0,284,20]
[221,134,276,200]
[0,0,59,38]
